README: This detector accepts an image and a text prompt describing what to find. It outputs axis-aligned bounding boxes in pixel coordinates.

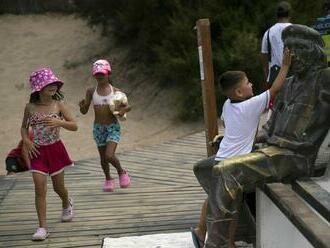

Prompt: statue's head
[282,24,327,75]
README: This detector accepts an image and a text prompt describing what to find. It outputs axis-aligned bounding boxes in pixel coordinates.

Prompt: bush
[3,0,322,120]
[0,0,75,14]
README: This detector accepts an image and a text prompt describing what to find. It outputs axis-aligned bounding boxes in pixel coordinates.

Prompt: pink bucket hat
[29,68,63,93]
[92,59,112,75]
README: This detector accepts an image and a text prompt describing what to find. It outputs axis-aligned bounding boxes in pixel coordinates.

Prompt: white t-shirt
[215,90,270,161]
[261,22,292,81]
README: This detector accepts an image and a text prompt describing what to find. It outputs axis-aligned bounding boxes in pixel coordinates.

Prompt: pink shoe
[103,179,115,192]
[119,170,131,188]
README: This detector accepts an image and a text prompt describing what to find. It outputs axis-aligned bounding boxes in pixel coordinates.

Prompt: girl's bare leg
[105,141,124,174]
[51,171,69,208]
[97,146,111,180]
[32,172,48,228]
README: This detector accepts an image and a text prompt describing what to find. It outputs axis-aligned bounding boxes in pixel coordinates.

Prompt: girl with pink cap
[21,68,78,241]
[79,59,131,192]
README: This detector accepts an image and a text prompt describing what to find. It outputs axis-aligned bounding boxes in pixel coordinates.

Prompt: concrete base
[256,188,313,248]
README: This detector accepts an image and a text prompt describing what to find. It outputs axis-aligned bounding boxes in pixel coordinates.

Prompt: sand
[0,14,204,175]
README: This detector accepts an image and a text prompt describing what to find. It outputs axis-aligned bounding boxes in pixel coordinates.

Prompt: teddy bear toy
[108,91,128,121]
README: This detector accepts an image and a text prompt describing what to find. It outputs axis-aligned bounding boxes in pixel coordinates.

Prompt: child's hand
[23,139,39,159]
[118,108,126,117]
[116,102,129,116]
[282,48,292,67]
[79,99,86,108]
[21,146,31,168]
[43,117,63,128]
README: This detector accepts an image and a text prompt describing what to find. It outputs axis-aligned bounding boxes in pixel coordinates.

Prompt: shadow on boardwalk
[0,132,208,247]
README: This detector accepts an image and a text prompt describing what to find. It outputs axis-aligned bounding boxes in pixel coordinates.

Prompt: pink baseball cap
[92,59,112,75]
[29,68,63,93]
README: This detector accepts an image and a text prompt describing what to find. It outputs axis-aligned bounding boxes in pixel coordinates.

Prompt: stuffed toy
[108,91,128,121]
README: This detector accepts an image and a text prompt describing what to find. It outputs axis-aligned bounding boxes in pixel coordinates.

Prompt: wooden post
[196,18,218,157]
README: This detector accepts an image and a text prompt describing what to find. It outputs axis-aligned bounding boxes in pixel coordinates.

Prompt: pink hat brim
[31,80,64,93]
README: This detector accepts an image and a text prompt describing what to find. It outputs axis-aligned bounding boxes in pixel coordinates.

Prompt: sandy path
[0,14,204,175]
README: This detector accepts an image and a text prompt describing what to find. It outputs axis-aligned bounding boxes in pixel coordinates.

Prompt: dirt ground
[0,14,204,175]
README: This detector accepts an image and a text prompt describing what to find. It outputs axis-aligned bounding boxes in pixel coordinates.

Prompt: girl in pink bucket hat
[79,59,131,192]
[21,67,78,241]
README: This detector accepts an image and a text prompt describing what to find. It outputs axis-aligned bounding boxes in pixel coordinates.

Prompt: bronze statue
[194,24,330,248]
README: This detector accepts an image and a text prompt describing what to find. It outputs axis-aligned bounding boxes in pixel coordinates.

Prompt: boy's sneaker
[62,198,74,222]
[32,227,49,241]
[103,179,115,192]
[119,170,131,188]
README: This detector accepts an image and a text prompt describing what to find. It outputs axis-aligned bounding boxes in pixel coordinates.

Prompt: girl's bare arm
[58,101,78,131]
[79,88,93,114]
[21,104,39,158]
[43,101,78,131]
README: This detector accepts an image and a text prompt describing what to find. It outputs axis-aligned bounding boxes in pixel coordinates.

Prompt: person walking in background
[79,59,131,192]
[261,1,292,88]
[5,128,33,175]
[312,0,330,65]
[191,49,292,248]
[21,68,78,240]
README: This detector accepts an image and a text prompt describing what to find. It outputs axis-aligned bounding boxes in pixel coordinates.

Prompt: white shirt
[215,90,270,161]
[261,22,292,81]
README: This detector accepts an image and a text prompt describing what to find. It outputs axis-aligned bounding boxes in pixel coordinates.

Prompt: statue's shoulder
[318,67,330,83]
[317,68,330,93]
[319,67,330,77]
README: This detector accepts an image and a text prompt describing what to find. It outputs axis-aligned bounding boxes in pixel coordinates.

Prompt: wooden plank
[0,131,210,247]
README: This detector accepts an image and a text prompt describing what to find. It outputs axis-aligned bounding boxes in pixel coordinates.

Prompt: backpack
[267,29,281,84]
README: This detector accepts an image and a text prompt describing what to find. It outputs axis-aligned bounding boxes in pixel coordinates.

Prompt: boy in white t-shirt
[191,49,291,248]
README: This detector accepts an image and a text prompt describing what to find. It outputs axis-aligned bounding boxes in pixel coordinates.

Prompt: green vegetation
[1,0,324,120]
[0,0,75,14]
[75,0,323,120]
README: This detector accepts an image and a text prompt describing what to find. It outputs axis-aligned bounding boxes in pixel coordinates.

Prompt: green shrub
[4,0,322,120]
[0,0,75,14]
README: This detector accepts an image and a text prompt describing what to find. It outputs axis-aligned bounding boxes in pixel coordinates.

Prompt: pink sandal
[103,179,115,192]
[119,170,131,188]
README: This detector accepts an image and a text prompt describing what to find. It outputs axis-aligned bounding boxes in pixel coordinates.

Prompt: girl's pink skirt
[30,140,73,176]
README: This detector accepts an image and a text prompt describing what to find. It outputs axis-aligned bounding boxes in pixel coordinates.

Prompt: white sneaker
[32,227,49,241]
[62,198,74,222]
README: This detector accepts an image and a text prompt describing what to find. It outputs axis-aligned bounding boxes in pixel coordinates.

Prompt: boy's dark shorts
[5,157,28,173]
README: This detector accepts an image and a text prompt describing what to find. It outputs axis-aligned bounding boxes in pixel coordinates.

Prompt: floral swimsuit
[29,112,61,146]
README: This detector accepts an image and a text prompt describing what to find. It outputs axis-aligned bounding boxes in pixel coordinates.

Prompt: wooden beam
[196,18,218,157]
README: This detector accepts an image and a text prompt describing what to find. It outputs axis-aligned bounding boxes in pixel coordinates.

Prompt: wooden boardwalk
[0,132,209,248]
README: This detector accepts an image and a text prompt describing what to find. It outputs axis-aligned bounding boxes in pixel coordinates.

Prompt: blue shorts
[93,123,121,147]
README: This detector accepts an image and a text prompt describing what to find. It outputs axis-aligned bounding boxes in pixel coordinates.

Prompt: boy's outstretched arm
[269,48,292,99]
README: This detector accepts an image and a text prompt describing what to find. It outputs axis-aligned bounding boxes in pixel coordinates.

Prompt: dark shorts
[6,157,28,173]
